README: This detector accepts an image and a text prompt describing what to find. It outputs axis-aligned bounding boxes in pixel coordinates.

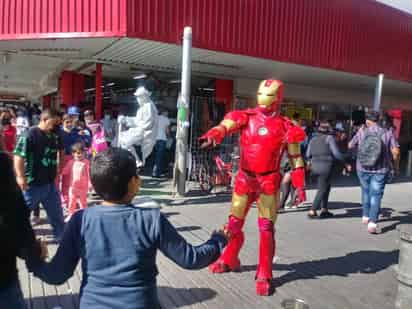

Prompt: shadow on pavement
[241,249,398,287]
[379,211,412,234]
[29,287,217,308]
[163,211,180,218]
[158,286,217,307]
[176,225,202,232]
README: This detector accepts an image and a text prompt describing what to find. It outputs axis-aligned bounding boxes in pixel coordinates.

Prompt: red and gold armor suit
[200,79,306,296]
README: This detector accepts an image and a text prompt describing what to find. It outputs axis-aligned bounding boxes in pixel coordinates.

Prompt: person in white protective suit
[118,87,158,167]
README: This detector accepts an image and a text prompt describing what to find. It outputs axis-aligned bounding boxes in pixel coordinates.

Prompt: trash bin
[407,151,412,176]
[395,224,412,309]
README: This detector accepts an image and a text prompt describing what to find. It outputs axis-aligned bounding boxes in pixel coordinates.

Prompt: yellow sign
[284,105,313,120]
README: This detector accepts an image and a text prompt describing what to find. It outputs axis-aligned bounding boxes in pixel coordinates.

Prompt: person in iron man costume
[200,79,306,296]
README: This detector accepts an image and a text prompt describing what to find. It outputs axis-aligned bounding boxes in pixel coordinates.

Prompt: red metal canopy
[1,0,412,82]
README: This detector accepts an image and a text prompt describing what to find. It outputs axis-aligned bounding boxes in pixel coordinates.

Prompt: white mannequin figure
[118,87,158,167]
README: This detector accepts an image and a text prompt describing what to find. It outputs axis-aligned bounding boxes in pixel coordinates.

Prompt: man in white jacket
[118,87,158,167]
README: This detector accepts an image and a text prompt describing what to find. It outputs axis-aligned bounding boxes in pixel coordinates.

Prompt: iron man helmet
[257,79,284,110]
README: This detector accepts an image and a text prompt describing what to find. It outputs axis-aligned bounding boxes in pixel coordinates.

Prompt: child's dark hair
[62,113,71,122]
[71,142,85,154]
[91,148,138,201]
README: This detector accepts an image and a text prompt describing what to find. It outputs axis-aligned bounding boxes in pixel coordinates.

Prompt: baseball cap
[68,106,80,116]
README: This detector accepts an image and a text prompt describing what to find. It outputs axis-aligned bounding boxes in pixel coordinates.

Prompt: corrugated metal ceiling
[93,38,412,99]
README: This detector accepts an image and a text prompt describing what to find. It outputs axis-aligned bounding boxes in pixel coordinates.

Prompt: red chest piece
[239,111,287,174]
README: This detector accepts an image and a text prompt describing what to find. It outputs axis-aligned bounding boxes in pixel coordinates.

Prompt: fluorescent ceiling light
[106,82,115,86]
[193,60,240,70]
[169,79,181,84]
[133,74,147,80]
[85,88,95,92]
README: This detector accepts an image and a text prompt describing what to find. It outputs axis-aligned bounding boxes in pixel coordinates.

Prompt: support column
[373,73,384,112]
[73,73,85,105]
[174,27,192,196]
[95,63,103,120]
[59,71,74,107]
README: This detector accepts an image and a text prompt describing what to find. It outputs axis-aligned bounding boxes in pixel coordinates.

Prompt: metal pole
[373,73,384,112]
[174,27,192,196]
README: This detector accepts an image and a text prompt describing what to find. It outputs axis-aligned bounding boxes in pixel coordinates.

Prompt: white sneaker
[362,216,369,224]
[367,222,378,234]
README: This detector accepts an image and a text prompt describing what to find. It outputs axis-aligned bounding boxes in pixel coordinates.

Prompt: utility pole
[373,73,384,112]
[174,27,192,196]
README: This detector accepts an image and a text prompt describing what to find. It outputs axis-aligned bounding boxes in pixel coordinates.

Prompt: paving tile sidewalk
[19,176,412,309]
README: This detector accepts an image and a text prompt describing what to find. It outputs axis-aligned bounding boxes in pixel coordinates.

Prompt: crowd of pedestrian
[0,105,40,155]
[279,110,400,235]
[1,104,227,309]
[0,102,401,308]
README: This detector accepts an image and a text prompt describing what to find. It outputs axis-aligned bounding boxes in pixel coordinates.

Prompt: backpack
[358,128,384,168]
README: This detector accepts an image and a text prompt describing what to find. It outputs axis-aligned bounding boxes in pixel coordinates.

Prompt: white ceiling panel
[0,36,411,107]
[0,38,117,97]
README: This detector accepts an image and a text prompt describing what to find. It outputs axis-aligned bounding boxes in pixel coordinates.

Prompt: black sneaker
[319,211,334,219]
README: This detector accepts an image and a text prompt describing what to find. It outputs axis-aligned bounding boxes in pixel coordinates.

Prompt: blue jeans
[23,184,65,240]
[152,140,167,177]
[357,171,388,223]
[0,280,27,309]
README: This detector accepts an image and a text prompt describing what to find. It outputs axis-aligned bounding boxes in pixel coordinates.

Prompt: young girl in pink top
[62,142,90,221]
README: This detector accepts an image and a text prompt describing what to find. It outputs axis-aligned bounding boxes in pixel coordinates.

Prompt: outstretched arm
[200,110,248,148]
[158,214,227,269]
[286,124,307,203]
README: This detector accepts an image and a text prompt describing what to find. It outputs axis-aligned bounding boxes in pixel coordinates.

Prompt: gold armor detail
[257,193,279,223]
[290,157,305,169]
[287,143,301,156]
[230,193,249,219]
[257,80,280,107]
[214,125,226,133]
[221,119,236,130]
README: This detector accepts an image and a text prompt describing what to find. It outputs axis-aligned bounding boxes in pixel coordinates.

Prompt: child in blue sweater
[29,148,228,309]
